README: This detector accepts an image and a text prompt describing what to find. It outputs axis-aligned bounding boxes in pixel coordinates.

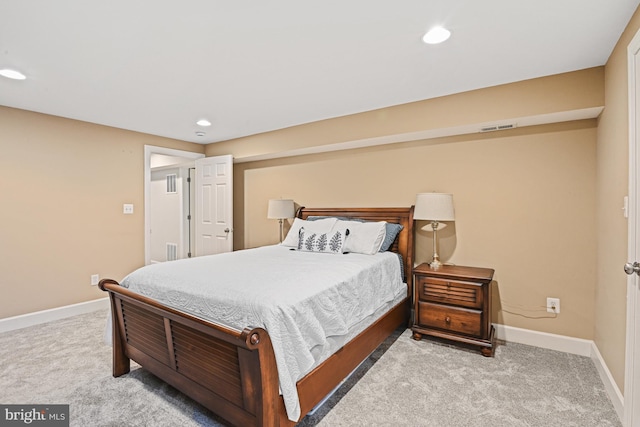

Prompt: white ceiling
[1,1,639,144]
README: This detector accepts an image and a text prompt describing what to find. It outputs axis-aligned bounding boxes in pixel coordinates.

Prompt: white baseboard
[590,342,624,422]
[494,323,593,356]
[494,323,624,423]
[0,298,109,334]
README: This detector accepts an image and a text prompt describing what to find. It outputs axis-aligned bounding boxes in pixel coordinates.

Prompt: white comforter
[120,245,405,421]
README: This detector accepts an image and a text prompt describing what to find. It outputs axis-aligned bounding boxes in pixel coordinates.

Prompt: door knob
[624,262,640,276]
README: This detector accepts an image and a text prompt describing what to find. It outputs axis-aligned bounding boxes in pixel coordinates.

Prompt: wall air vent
[480,123,517,133]
[166,174,177,193]
[166,243,178,261]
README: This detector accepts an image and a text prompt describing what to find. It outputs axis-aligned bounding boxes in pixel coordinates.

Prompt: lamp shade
[414,193,455,221]
[267,199,295,219]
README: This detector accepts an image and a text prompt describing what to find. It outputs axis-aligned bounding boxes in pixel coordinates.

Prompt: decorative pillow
[379,223,404,252]
[307,216,404,253]
[297,226,349,254]
[338,220,386,255]
[281,217,337,247]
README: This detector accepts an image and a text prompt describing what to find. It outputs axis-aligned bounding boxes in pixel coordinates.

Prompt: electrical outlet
[91,274,99,286]
[547,297,560,314]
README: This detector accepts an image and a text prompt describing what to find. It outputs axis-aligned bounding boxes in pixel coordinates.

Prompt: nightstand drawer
[417,301,481,336]
[417,276,483,309]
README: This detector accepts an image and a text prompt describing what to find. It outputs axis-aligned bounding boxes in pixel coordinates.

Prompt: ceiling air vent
[480,123,517,133]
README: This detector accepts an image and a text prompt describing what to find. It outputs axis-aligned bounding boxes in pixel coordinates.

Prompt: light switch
[123,204,134,214]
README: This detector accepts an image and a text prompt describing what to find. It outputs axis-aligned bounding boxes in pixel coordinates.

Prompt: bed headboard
[297,206,414,293]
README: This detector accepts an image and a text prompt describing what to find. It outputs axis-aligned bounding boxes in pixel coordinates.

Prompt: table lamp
[414,193,455,269]
[267,199,295,243]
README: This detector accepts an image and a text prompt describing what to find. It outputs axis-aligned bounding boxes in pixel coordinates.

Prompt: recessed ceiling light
[422,26,451,44]
[0,68,26,80]
[196,119,212,127]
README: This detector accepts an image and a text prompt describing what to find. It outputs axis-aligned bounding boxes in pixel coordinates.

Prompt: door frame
[144,145,204,265]
[625,28,640,427]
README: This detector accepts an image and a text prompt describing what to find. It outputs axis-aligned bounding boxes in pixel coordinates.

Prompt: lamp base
[429,259,443,270]
[430,221,443,270]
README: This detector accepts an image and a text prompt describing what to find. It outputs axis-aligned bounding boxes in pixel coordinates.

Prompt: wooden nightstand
[411,263,495,356]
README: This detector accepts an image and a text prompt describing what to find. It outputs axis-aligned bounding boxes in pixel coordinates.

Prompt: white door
[625,28,640,427]
[195,155,233,256]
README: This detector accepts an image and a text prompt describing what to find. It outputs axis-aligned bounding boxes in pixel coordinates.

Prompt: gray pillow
[379,222,404,252]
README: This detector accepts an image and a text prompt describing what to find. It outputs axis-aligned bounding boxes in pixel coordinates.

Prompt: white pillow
[297,226,349,254]
[338,220,386,255]
[281,217,338,247]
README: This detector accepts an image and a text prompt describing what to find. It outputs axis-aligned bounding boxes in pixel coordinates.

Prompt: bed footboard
[100,279,281,427]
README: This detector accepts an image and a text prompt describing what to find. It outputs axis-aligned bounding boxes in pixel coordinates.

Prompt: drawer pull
[445,316,451,323]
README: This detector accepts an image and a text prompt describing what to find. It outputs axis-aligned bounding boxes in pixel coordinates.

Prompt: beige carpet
[0,309,621,426]
[312,330,620,426]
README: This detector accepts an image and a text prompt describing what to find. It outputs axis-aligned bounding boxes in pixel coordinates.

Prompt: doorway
[144,145,204,265]
[148,165,196,262]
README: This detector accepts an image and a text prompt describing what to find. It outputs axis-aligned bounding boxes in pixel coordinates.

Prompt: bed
[99,206,414,426]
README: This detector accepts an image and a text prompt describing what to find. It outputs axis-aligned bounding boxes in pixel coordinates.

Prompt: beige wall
[595,7,640,394]
[235,122,597,341]
[207,71,602,342]
[0,106,204,318]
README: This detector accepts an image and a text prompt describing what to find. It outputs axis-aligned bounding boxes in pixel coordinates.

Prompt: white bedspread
[119,245,405,422]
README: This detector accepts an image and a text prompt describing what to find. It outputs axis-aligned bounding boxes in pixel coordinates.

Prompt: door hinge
[187,177,191,183]
[187,215,191,220]
[188,252,192,258]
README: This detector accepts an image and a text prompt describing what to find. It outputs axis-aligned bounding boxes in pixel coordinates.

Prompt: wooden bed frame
[99,206,414,426]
